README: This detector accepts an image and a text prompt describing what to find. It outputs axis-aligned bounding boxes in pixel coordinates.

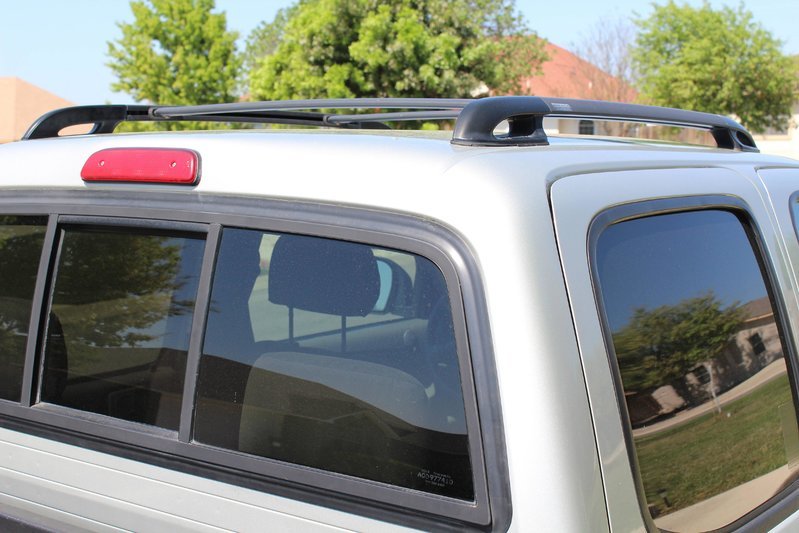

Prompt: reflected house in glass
[626,296,783,428]
[733,297,783,370]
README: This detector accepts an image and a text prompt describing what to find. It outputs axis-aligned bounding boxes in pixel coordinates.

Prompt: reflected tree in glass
[613,292,744,393]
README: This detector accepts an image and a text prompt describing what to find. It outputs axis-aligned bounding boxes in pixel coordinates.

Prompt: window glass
[578,119,595,135]
[195,229,473,499]
[596,209,799,531]
[0,216,47,401]
[41,226,204,430]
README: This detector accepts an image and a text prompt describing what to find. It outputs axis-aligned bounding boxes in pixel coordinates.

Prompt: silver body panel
[0,129,798,530]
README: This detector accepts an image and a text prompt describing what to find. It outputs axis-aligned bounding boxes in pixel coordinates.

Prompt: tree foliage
[248,0,548,100]
[573,16,638,103]
[613,293,744,391]
[107,0,242,129]
[632,1,797,133]
[243,5,299,75]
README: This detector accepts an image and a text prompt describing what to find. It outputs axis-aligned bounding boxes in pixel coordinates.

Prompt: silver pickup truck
[0,97,798,532]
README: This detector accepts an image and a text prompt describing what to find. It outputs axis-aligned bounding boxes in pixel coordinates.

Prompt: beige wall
[0,77,85,143]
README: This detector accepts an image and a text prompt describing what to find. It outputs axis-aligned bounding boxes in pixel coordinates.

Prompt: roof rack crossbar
[151,98,472,118]
[451,96,758,151]
[326,110,461,124]
[155,110,378,129]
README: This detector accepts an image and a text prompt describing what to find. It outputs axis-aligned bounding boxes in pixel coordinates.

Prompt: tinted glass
[41,226,204,430]
[596,209,799,531]
[0,216,47,401]
[195,229,472,499]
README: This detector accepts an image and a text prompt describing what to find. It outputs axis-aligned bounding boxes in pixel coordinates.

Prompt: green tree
[632,1,797,133]
[613,293,745,391]
[107,0,242,129]
[243,5,300,74]
[248,0,548,101]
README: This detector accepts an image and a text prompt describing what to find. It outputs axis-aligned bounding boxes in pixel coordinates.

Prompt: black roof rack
[22,96,758,152]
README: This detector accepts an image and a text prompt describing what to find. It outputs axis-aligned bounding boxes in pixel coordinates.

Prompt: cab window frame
[588,195,799,531]
[0,190,506,531]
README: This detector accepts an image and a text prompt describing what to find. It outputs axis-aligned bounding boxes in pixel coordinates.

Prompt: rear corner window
[40,226,205,430]
[595,208,799,531]
[194,229,474,499]
[0,216,47,401]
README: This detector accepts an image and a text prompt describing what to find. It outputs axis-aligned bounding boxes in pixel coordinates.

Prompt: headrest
[204,229,263,358]
[269,235,379,317]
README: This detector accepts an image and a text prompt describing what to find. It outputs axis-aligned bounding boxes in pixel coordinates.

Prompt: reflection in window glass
[0,216,47,401]
[596,210,799,531]
[41,227,204,430]
[195,229,472,499]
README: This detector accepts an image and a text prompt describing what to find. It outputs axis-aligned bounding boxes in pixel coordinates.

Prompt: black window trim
[0,190,508,532]
[588,194,799,532]
[786,191,799,244]
[21,214,57,408]
[179,222,220,444]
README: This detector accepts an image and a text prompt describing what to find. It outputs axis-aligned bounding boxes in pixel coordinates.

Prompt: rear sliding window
[194,229,473,499]
[595,209,799,531]
[41,226,204,430]
[29,222,473,500]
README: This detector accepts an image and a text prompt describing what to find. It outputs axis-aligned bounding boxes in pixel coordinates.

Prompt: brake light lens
[81,148,200,185]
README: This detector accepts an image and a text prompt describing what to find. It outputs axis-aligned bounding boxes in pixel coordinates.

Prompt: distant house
[0,77,86,144]
[751,101,799,160]
[517,42,638,136]
[519,43,636,101]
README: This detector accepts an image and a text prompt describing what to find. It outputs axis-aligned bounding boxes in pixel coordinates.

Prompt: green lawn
[635,373,796,516]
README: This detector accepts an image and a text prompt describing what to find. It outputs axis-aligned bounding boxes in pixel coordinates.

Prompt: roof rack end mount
[22,105,155,140]
[450,96,758,152]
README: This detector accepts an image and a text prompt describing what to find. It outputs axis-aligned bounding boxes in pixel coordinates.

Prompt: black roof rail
[451,96,758,152]
[21,96,758,152]
[21,99,471,140]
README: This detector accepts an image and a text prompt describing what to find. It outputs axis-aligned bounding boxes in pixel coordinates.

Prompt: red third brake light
[81,148,200,184]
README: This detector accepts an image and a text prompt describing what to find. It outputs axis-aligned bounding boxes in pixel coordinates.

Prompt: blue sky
[1,0,796,105]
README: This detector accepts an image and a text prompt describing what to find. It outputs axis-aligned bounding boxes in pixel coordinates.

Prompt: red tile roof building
[516,43,638,136]
[520,42,637,102]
